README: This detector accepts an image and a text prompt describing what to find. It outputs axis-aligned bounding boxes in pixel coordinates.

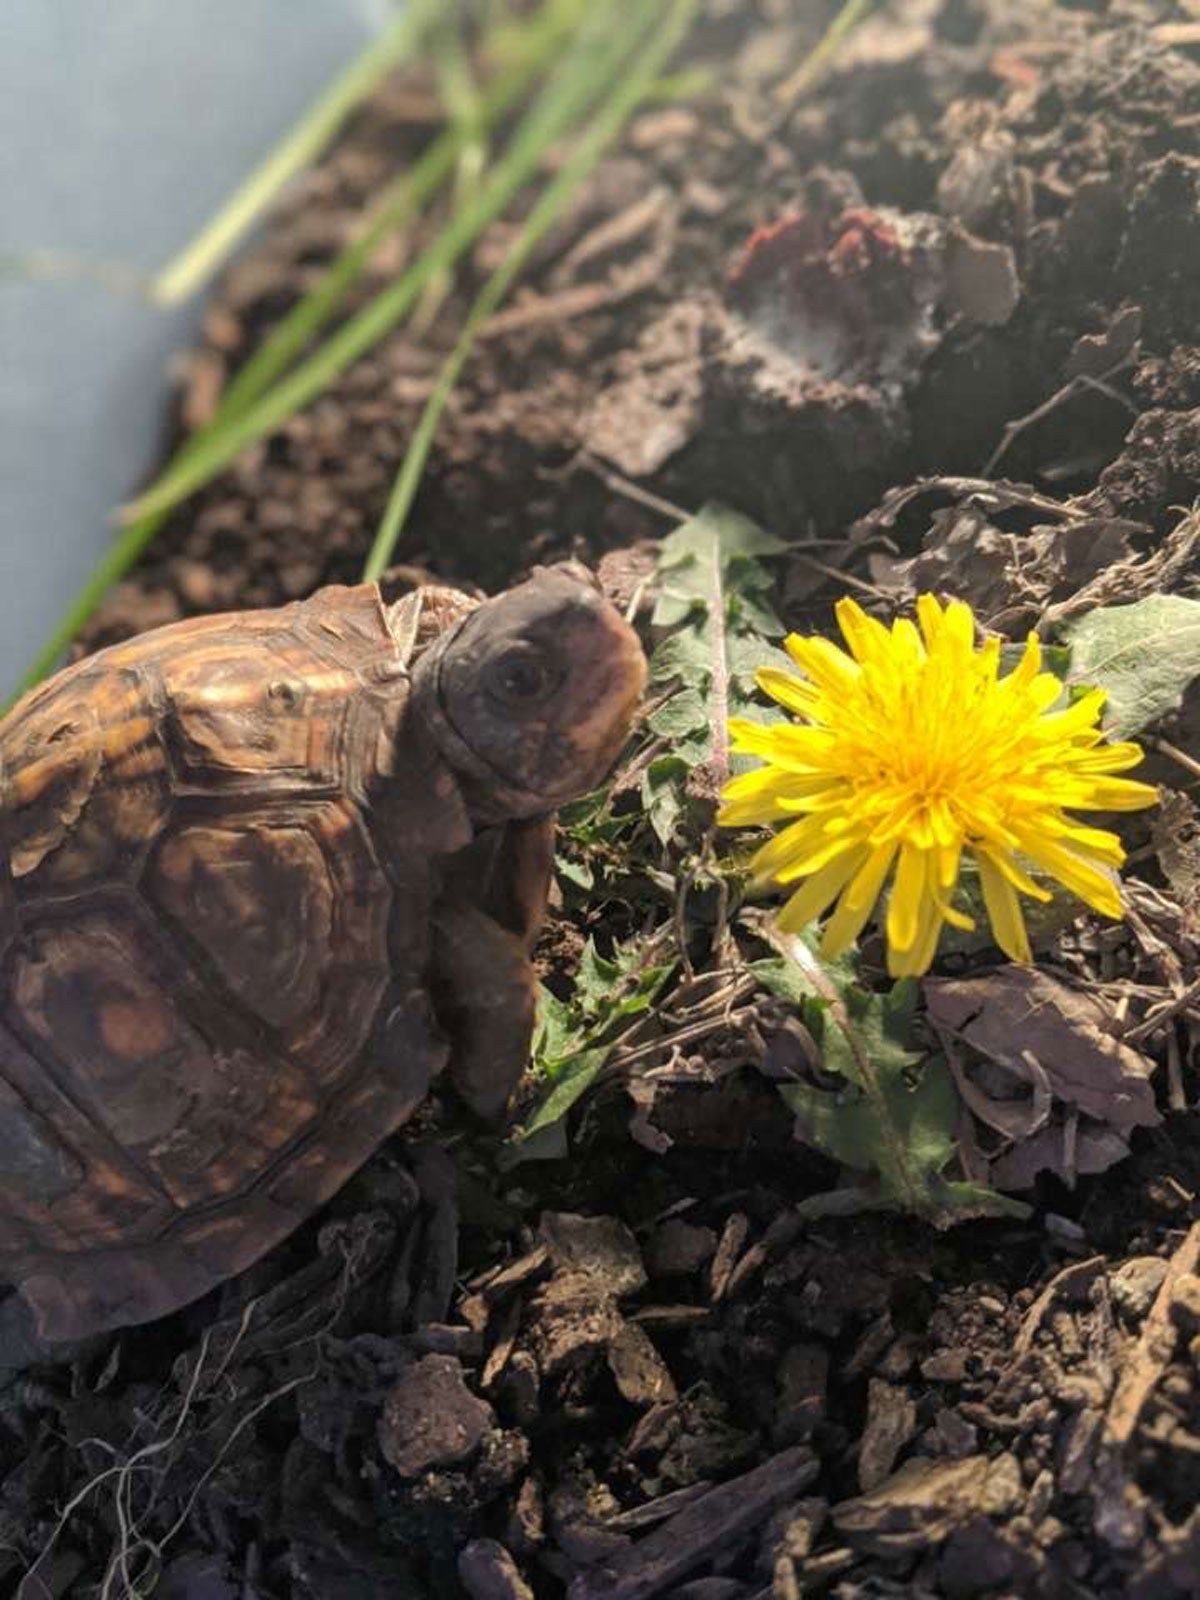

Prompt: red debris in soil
[725,192,942,388]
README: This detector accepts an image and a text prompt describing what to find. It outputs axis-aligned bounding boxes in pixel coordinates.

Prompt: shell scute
[1,666,171,889]
[6,904,318,1210]
[150,819,336,1032]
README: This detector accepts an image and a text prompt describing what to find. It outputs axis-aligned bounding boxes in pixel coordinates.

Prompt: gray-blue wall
[0,1,385,694]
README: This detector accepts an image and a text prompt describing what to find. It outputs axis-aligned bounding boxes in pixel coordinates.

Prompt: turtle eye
[489,643,558,706]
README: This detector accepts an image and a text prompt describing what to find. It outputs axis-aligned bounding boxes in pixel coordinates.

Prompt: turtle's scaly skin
[0,568,645,1340]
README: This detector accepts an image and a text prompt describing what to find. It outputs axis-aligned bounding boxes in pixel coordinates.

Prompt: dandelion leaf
[507,938,676,1164]
[765,933,1027,1223]
[1064,593,1200,736]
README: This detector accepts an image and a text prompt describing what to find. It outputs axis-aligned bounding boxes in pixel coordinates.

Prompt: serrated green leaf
[641,503,789,837]
[1064,593,1200,736]
[556,855,595,891]
[643,754,690,844]
[763,929,980,1223]
[728,631,793,685]
[780,1031,954,1199]
[578,938,621,1005]
[733,588,788,639]
[648,687,710,738]
[930,1179,1032,1222]
[653,593,705,629]
[533,986,579,1066]
[514,1044,611,1145]
[655,503,787,602]
[649,626,712,686]
[518,936,678,1163]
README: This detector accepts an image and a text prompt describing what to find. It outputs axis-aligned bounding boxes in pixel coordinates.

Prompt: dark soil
[9,1,1200,1596]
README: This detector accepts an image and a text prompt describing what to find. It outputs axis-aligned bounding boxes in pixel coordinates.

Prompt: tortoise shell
[0,567,645,1341]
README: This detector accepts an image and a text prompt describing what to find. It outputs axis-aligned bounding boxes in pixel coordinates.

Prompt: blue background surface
[0,1,383,694]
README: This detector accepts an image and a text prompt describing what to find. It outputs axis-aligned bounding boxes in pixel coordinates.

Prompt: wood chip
[567,1447,818,1600]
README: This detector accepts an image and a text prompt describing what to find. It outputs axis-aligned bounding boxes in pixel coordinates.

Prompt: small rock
[1110,1256,1168,1320]
[646,1219,719,1278]
[834,1456,993,1554]
[539,1213,648,1298]
[764,1497,827,1567]
[458,1539,535,1600]
[549,1479,631,1565]
[979,1452,1023,1517]
[877,1334,921,1381]
[921,1348,969,1383]
[843,1313,894,1378]
[709,1213,751,1301]
[410,1322,485,1361]
[378,1354,495,1477]
[938,1516,1017,1595]
[925,1406,978,1459]
[1054,1373,1108,1410]
[508,1476,546,1554]
[482,1246,552,1305]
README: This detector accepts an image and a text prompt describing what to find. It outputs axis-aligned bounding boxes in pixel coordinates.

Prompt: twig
[1010,1256,1107,1361]
[1122,972,1200,1047]
[787,552,892,601]
[981,356,1137,478]
[572,451,693,522]
[1104,1221,1200,1447]
[1152,736,1200,784]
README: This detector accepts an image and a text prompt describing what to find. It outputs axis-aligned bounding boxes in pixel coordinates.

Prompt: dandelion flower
[719,594,1158,977]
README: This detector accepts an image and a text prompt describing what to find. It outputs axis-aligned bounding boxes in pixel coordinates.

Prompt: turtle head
[411,564,646,821]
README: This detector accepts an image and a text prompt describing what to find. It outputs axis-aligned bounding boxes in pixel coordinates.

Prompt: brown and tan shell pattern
[0,584,466,1342]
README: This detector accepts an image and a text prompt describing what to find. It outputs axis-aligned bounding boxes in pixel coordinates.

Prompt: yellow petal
[1076,777,1159,811]
[776,847,867,933]
[1014,833,1123,918]
[977,850,1032,962]
[750,812,862,883]
[836,597,893,667]
[784,634,862,698]
[728,717,837,772]
[1005,633,1041,688]
[820,841,898,955]
[888,858,944,976]
[750,669,821,720]
[887,841,929,953]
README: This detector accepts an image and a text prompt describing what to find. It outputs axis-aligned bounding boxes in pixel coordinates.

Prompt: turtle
[0,564,645,1342]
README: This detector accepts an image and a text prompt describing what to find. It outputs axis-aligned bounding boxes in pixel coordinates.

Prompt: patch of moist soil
[10,0,1200,1596]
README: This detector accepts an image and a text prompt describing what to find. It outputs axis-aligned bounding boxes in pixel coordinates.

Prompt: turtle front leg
[432,906,537,1118]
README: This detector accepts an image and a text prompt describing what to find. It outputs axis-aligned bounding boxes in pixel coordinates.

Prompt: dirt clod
[379,1354,496,1477]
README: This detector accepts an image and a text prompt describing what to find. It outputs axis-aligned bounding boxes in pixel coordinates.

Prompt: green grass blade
[218,14,570,423]
[150,0,443,307]
[363,0,702,581]
[8,4,605,703]
[119,2,656,530]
